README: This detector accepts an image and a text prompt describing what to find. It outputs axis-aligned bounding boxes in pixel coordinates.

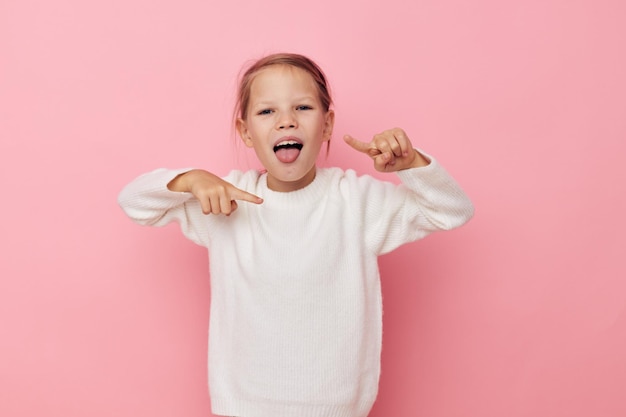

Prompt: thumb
[343,134,371,154]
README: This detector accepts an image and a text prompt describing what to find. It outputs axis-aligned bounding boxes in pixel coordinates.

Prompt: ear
[236,118,254,148]
[322,109,335,142]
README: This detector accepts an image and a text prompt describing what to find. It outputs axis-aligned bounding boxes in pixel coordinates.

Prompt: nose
[276,111,297,130]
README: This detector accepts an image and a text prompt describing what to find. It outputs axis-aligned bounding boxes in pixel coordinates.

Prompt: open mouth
[273,140,303,163]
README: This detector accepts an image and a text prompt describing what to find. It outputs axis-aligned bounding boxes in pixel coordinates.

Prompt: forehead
[249,65,319,100]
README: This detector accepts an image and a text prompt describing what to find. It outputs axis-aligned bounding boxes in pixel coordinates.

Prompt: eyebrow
[252,96,318,106]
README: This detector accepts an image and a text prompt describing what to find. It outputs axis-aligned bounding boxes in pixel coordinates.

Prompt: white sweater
[118,158,474,417]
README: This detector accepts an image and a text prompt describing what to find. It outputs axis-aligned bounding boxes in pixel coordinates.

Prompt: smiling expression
[236,65,335,192]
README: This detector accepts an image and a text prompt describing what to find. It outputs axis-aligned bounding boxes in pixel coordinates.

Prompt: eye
[257,109,273,115]
[296,105,313,111]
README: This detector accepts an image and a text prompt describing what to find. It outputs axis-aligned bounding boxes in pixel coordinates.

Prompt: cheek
[250,119,272,133]
[245,124,261,140]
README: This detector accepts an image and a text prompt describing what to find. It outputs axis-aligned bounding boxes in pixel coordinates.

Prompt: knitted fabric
[118,157,474,417]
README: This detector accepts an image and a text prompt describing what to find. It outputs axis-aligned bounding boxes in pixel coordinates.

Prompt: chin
[267,164,317,190]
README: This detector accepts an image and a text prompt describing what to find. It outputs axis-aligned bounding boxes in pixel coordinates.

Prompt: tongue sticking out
[275,148,300,163]
[274,143,302,163]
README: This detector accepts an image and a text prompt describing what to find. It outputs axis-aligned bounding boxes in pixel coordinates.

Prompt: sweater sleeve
[117,168,210,247]
[364,154,474,255]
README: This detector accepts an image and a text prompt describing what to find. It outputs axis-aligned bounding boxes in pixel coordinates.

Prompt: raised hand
[344,128,429,172]
[168,169,263,215]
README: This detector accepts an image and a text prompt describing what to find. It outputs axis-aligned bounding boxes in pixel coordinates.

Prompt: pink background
[1,0,625,416]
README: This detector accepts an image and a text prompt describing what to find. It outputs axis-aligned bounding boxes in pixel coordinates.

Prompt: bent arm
[117,168,209,246]
[366,152,474,255]
[397,155,474,231]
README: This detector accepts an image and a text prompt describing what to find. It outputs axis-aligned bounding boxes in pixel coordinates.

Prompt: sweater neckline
[258,167,332,208]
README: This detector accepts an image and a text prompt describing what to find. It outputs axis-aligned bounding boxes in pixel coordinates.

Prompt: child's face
[237,65,334,192]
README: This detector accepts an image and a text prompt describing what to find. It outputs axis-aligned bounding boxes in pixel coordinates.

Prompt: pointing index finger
[344,134,377,155]
[232,188,263,204]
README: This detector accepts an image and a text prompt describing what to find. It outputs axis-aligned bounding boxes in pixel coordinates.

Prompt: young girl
[118,53,474,417]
